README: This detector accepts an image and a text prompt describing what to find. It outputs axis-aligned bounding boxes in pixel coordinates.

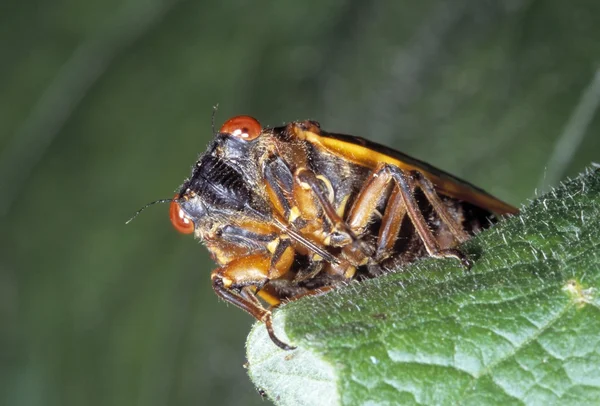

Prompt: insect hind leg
[410,170,469,243]
[385,165,473,269]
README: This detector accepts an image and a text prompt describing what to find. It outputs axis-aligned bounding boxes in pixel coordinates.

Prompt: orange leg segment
[295,167,356,243]
[294,168,373,270]
[410,170,469,243]
[346,163,472,268]
[210,245,297,350]
[376,184,407,261]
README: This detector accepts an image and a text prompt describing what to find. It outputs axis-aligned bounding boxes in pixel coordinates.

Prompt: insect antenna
[211,103,219,136]
[125,198,174,224]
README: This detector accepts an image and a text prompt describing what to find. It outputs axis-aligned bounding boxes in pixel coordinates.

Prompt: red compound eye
[219,115,262,141]
[170,199,194,234]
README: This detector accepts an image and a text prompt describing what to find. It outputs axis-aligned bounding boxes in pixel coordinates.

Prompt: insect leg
[375,184,407,261]
[345,163,471,268]
[262,154,295,219]
[261,156,342,264]
[410,170,469,243]
[295,167,377,277]
[213,278,293,350]
[211,250,296,350]
[345,163,393,235]
[267,237,296,280]
[340,163,402,271]
[294,168,366,247]
[386,166,472,268]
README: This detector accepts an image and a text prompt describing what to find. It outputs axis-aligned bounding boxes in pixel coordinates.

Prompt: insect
[134,115,518,350]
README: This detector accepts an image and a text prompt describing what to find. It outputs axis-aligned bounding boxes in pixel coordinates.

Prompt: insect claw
[456,256,474,270]
[461,256,474,270]
[264,311,296,351]
[438,249,473,270]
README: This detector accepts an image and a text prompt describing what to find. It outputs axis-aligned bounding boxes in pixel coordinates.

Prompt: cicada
[141,116,518,350]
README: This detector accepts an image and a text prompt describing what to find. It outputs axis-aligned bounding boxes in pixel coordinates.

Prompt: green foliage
[247,169,600,405]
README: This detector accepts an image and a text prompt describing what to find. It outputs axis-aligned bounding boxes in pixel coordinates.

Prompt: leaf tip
[245,314,340,405]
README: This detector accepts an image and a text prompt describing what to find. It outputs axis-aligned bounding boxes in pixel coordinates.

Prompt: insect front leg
[211,242,296,350]
[262,156,356,276]
[264,154,358,246]
[294,167,358,245]
[294,167,378,277]
[262,154,295,220]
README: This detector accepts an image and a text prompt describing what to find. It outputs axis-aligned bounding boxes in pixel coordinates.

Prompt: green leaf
[247,168,600,405]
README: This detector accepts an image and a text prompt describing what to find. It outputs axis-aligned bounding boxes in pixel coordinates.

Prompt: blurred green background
[1,1,599,405]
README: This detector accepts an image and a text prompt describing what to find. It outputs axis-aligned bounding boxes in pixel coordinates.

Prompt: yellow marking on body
[323,235,331,246]
[266,238,280,254]
[212,251,230,266]
[266,183,286,216]
[312,253,323,261]
[337,195,350,218]
[316,174,335,203]
[270,245,295,280]
[299,181,311,190]
[206,244,236,266]
[289,206,302,222]
[221,277,233,288]
[344,266,356,279]
[257,290,282,306]
[297,129,518,215]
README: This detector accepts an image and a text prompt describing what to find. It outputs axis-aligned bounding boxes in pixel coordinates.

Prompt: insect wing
[296,128,518,215]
